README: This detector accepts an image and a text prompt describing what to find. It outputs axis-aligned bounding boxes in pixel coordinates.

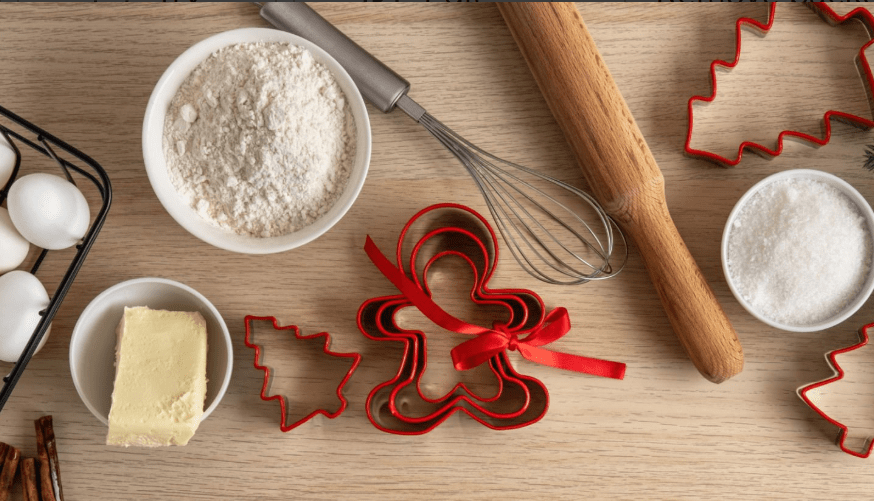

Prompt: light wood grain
[498,3,743,383]
[1,3,874,499]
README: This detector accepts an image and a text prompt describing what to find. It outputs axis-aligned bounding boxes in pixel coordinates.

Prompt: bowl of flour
[143,28,371,253]
[722,169,874,332]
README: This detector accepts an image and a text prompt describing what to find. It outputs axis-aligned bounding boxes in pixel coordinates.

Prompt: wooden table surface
[2,3,874,499]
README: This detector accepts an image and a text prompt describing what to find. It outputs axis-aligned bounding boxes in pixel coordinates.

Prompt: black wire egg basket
[0,105,111,414]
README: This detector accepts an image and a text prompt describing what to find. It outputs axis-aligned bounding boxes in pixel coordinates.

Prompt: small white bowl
[142,28,371,254]
[722,169,874,332]
[69,278,233,425]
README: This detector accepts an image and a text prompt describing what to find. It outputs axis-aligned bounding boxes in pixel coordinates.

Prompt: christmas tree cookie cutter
[685,3,874,167]
[797,322,874,458]
[244,315,361,432]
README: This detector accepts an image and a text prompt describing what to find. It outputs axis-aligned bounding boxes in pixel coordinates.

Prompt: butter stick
[107,307,208,447]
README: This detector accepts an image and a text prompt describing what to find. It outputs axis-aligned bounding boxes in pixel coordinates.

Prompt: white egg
[7,173,90,250]
[0,270,51,363]
[0,136,14,189]
[0,207,29,273]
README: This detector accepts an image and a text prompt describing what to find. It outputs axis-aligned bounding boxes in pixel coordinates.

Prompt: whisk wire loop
[468,158,601,280]
[416,112,627,286]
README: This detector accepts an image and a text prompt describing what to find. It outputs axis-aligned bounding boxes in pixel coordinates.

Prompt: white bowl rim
[721,169,874,332]
[69,277,234,425]
[142,27,371,254]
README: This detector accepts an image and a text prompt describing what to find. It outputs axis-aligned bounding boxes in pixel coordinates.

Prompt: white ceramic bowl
[722,169,874,332]
[69,278,233,425]
[143,28,371,254]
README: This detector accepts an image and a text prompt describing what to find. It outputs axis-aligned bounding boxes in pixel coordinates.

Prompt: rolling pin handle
[497,3,744,382]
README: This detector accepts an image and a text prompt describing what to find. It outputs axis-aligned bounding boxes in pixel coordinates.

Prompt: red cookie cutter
[244,315,361,432]
[358,203,625,434]
[797,322,874,458]
[685,3,874,167]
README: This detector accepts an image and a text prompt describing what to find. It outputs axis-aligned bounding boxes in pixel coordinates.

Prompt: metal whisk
[396,96,625,285]
[261,3,627,285]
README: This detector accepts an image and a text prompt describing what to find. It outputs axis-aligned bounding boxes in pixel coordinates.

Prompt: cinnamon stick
[34,422,53,501]
[0,443,20,501]
[21,458,39,501]
[35,416,62,501]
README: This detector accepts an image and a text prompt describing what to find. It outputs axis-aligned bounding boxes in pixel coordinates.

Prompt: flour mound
[163,42,356,238]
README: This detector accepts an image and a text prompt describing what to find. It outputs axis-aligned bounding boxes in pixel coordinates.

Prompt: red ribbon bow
[364,236,626,380]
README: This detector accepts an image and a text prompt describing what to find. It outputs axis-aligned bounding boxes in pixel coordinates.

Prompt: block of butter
[107,306,208,447]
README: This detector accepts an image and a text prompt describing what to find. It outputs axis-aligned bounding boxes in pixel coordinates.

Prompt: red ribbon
[364,236,626,380]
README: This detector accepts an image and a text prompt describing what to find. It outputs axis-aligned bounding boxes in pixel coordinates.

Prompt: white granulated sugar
[163,42,356,237]
[727,177,872,326]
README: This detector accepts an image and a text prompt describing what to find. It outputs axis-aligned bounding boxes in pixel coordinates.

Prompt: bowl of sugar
[722,169,874,332]
[143,28,371,254]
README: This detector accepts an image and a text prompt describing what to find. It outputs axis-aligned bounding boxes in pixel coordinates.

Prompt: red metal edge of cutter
[358,203,549,434]
[357,203,625,434]
[358,296,550,435]
[685,3,874,167]
[797,322,874,458]
[243,315,362,432]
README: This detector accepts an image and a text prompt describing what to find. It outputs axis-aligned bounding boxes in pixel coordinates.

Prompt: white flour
[163,42,356,237]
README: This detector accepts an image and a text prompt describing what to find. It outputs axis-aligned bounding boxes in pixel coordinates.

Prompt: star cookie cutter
[244,315,361,432]
[685,3,874,167]
[358,203,625,434]
[797,322,874,458]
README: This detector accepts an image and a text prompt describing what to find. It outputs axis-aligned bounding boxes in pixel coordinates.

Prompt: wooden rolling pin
[497,3,743,383]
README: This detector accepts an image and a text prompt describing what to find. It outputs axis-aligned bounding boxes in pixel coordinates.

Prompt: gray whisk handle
[260,2,410,113]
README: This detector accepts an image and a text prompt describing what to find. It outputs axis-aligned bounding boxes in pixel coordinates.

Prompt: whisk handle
[498,3,744,383]
[260,2,410,113]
